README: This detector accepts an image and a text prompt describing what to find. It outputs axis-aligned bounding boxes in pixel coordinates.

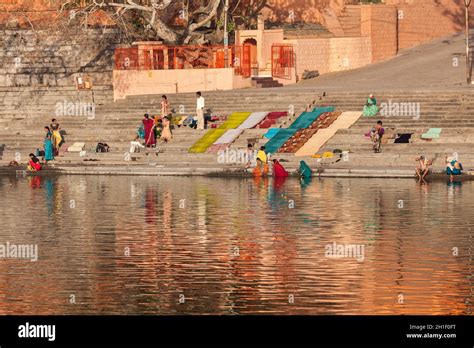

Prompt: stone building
[0,0,472,88]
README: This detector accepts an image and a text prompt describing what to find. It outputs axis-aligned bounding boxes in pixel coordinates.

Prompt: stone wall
[0,0,113,28]
[286,36,371,78]
[263,0,358,22]
[0,28,122,87]
[113,68,253,100]
[397,0,474,50]
[0,0,61,27]
[361,5,398,63]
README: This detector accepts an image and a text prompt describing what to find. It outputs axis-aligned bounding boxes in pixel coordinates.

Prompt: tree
[59,0,268,45]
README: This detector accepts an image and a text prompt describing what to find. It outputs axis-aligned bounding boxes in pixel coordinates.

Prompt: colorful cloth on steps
[265,107,335,154]
[279,111,341,153]
[258,112,287,128]
[421,128,442,139]
[264,128,281,139]
[238,112,269,129]
[213,129,244,145]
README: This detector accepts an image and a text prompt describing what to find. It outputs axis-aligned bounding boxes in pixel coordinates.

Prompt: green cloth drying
[421,128,442,139]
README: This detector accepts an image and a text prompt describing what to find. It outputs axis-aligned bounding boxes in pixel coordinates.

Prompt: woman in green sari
[362,94,379,117]
[298,160,312,179]
[44,126,54,162]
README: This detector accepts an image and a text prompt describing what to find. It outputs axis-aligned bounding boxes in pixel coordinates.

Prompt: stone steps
[2,87,474,172]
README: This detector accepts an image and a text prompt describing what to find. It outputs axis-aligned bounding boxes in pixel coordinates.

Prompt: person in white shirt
[196,91,205,130]
[130,136,145,153]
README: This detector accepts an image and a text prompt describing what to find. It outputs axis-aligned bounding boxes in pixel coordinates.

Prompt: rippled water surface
[0,175,473,315]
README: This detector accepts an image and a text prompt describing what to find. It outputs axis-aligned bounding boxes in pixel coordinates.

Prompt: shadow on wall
[264,0,358,23]
[435,0,473,79]
[435,0,473,32]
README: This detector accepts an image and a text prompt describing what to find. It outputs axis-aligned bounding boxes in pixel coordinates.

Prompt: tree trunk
[151,17,180,43]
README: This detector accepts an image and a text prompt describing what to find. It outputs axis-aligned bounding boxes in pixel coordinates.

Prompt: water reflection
[0,175,472,315]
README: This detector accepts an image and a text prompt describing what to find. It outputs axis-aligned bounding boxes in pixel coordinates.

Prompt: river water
[0,175,472,315]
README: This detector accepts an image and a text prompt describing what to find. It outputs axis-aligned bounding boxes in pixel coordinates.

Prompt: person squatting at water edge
[245,143,255,169]
[446,155,463,182]
[415,155,432,183]
[298,160,312,179]
[27,154,42,172]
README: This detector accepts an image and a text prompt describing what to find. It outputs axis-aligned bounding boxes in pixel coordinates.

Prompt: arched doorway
[243,38,258,76]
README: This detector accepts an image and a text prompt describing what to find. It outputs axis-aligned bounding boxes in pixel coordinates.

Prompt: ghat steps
[1,88,474,173]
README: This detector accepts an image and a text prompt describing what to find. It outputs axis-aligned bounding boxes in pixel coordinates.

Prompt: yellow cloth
[52,130,62,149]
[178,116,186,125]
[322,152,334,158]
[257,150,267,163]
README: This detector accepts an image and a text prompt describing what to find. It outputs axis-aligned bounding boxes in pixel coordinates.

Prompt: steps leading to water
[1,88,474,173]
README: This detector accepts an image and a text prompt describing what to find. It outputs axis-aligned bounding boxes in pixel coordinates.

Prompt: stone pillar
[257,15,265,74]
[163,48,169,69]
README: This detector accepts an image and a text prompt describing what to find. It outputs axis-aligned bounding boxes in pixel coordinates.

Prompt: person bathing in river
[415,155,432,183]
[245,144,255,169]
[446,155,463,182]
[272,159,289,178]
[27,153,42,172]
[298,160,312,179]
[253,146,269,176]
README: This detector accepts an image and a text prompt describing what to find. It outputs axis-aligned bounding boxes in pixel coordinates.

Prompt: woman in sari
[298,160,312,179]
[446,155,463,181]
[27,153,42,172]
[362,94,379,117]
[272,159,288,177]
[44,126,54,162]
[253,146,269,177]
[161,116,172,143]
[50,118,62,154]
[143,113,155,147]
